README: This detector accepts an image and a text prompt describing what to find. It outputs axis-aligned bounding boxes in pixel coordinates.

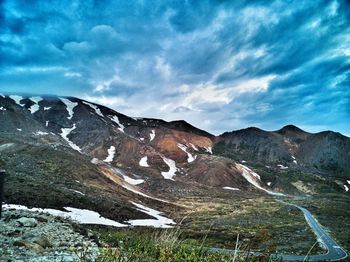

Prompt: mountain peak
[277,125,306,134]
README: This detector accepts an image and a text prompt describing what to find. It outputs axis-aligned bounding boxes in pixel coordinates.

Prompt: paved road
[209,201,348,261]
[272,201,348,261]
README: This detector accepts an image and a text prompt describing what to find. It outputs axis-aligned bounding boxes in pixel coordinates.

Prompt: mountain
[215,125,350,177]
[0,93,349,227]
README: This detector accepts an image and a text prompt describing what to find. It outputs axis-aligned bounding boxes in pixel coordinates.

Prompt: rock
[17,217,38,227]
[37,216,48,223]
[13,240,44,252]
[33,235,53,248]
[7,229,22,237]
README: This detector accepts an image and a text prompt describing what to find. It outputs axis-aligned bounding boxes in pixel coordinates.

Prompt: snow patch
[28,96,42,114]
[61,98,78,120]
[189,143,198,151]
[150,130,156,141]
[140,138,144,141]
[122,175,144,185]
[267,182,272,186]
[3,204,127,227]
[241,160,246,163]
[103,146,116,163]
[347,180,350,185]
[61,124,81,152]
[0,107,6,111]
[223,187,240,191]
[70,189,85,196]
[46,121,49,127]
[44,107,51,111]
[17,128,22,132]
[177,143,196,163]
[204,146,213,154]
[139,156,149,167]
[10,95,23,106]
[238,164,285,196]
[34,131,48,136]
[128,202,176,228]
[277,164,289,170]
[344,185,349,192]
[161,157,177,180]
[110,115,125,132]
[91,158,99,164]
[83,101,104,118]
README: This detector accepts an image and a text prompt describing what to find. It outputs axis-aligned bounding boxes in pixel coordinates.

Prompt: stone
[17,217,38,227]
[33,235,53,248]
[37,216,48,223]
[13,240,44,252]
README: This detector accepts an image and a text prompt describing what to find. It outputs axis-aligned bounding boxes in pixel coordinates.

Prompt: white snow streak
[61,98,78,120]
[70,189,85,196]
[344,185,349,192]
[83,101,104,117]
[35,131,48,136]
[3,204,127,227]
[161,157,177,180]
[29,97,42,114]
[110,115,125,132]
[238,164,285,196]
[177,143,196,163]
[139,156,149,167]
[150,130,156,141]
[204,146,213,154]
[44,107,51,111]
[61,124,81,152]
[189,143,199,151]
[128,202,176,228]
[122,175,144,185]
[10,95,23,106]
[277,164,289,169]
[103,146,116,163]
[223,187,240,191]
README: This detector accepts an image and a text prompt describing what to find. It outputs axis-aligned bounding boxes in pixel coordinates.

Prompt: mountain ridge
[0,92,349,230]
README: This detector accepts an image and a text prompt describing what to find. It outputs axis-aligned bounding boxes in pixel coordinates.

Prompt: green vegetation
[90,227,273,262]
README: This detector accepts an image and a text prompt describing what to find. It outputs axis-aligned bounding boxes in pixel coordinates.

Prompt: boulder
[33,235,53,248]
[13,240,44,252]
[17,217,38,227]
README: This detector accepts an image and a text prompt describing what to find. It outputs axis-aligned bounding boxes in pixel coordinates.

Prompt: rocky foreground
[0,207,99,262]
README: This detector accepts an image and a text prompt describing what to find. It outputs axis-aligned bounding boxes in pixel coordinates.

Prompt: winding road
[209,200,348,261]
[273,201,348,261]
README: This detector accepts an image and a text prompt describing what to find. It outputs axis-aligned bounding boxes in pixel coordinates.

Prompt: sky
[1,0,349,136]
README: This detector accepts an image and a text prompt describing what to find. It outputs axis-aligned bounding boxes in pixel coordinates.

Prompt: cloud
[0,0,349,135]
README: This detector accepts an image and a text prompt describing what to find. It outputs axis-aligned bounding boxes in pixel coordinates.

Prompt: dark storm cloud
[0,0,349,135]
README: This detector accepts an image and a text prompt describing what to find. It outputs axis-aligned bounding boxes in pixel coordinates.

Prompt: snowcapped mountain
[0,93,349,226]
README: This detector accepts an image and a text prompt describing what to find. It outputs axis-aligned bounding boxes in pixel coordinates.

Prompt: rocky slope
[0,206,98,261]
[0,93,349,227]
[215,125,350,177]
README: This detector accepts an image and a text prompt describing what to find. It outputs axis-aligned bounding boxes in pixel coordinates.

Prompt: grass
[92,227,274,262]
[173,196,324,255]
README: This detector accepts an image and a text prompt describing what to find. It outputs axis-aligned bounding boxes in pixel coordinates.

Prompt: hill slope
[0,93,349,227]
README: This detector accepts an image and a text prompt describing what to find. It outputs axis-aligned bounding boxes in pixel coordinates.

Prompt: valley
[0,93,349,261]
